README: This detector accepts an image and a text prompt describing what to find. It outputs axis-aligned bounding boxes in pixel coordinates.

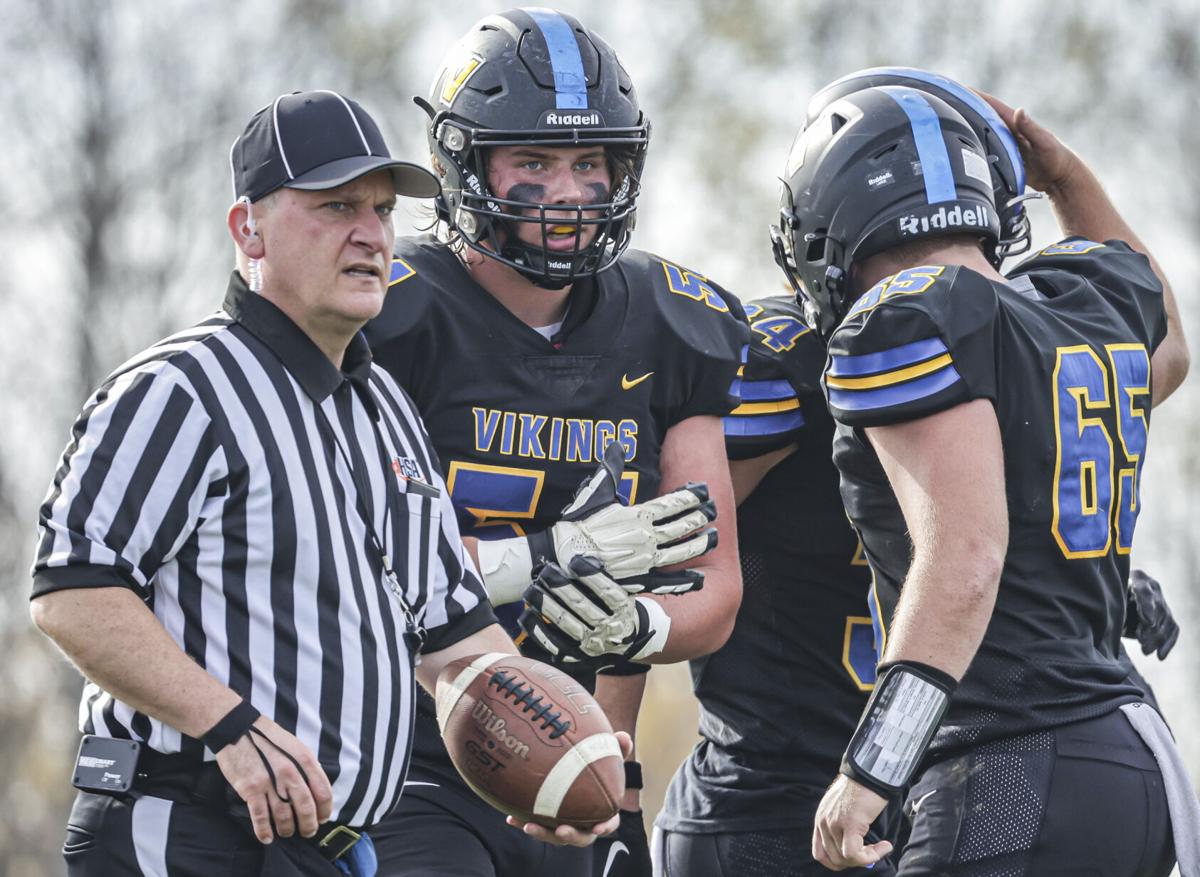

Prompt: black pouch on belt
[72,735,142,795]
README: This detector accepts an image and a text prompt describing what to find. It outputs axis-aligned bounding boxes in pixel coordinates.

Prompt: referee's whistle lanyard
[314,387,427,660]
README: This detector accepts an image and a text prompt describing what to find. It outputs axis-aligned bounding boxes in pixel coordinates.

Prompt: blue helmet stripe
[880,86,957,205]
[833,67,1025,194]
[526,8,588,110]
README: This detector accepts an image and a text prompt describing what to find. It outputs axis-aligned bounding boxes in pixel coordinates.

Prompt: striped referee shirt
[33,272,495,828]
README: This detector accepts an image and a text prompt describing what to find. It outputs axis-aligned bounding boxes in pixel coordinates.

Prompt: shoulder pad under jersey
[824,265,999,428]
[614,249,751,421]
[1009,237,1166,351]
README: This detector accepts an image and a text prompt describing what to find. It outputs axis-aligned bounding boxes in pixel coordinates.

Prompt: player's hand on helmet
[975,91,1080,196]
[520,557,673,666]
[507,731,634,847]
[1125,568,1180,660]
[476,441,715,605]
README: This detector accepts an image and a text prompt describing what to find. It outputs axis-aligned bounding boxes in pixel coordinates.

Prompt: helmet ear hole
[805,229,829,263]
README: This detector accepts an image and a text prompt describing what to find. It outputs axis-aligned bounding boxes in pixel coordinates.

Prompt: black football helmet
[418,8,650,288]
[770,85,1000,339]
[805,67,1032,265]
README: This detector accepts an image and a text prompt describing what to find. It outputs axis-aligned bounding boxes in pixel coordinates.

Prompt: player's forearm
[593,672,647,809]
[868,400,1008,680]
[1048,161,1189,403]
[882,540,1003,679]
[644,547,741,662]
[729,444,796,506]
[30,586,242,738]
[592,672,646,740]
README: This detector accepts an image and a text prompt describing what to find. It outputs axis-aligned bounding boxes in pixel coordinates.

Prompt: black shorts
[899,707,1175,876]
[651,824,897,877]
[372,770,590,877]
[61,791,341,875]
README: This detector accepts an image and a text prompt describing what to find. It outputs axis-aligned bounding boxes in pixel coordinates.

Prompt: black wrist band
[201,699,261,753]
[624,759,643,790]
[839,661,956,798]
[527,529,555,568]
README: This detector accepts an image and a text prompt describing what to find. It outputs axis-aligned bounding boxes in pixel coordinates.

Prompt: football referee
[29,90,536,876]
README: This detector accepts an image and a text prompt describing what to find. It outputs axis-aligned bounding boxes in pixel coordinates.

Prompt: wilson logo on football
[898,204,991,237]
[471,702,532,760]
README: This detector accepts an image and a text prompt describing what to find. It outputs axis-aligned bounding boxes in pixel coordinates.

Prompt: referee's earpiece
[239,195,258,240]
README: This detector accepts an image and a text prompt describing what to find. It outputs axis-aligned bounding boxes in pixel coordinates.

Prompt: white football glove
[520,557,673,665]
[475,441,716,605]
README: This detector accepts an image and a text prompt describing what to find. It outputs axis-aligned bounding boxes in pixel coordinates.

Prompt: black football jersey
[364,234,749,776]
[824,238,1166,755]
[659,295,876,833]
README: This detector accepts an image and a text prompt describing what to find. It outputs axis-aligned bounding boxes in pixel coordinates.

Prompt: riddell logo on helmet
[898,204,990,236]
[541,110,604,127]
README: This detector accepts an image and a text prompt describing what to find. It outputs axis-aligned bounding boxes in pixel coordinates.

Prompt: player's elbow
[697,608,738,655]
[695,578,743,654]
[1152,335,1190,406]
[957,535,1007,610]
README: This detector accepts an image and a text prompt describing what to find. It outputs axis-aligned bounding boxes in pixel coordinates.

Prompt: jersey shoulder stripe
[825,266,996,427]
[723,408,805,438]
[826,360,963,412]
[827,336,949,379]
[738,378,797,402]
[724,295,814,454]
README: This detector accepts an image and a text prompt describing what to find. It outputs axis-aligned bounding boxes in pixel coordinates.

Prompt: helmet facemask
[431,117,645,289]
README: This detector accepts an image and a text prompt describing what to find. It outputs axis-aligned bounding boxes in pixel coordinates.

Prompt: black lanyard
[315,384,426,657]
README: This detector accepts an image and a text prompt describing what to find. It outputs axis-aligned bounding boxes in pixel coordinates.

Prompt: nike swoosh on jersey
[621,372,654,390]
[910,788,937,813]
[602,841,630,877]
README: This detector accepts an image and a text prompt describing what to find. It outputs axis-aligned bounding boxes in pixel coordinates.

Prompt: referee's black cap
[231,90,440,202]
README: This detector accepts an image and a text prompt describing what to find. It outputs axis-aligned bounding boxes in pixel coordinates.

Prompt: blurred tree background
[2,1,1197,872]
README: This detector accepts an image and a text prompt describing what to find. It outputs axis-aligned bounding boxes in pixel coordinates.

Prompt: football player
[364,9,748,877]
[650,292,893,877]
[801,68,1183,711]
[651,68,1187,877]
[770,83,1189,873]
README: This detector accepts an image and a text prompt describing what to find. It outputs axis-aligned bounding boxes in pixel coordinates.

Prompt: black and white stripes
[34,275,490,827]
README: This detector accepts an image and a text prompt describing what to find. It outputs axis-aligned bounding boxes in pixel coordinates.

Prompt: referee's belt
[122,749,365,862]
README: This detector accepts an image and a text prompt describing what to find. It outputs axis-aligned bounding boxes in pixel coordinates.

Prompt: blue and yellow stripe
[826,336,961,412]
[723,375,804,438]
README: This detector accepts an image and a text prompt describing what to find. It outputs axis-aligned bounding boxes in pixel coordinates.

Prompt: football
[435,652,625,828]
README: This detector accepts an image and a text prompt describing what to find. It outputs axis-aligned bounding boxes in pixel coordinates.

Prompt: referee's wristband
[201,699,261,753]
[839,661,956,799]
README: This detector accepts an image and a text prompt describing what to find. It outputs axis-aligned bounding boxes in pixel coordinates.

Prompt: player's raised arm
[980,91,1189,404]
